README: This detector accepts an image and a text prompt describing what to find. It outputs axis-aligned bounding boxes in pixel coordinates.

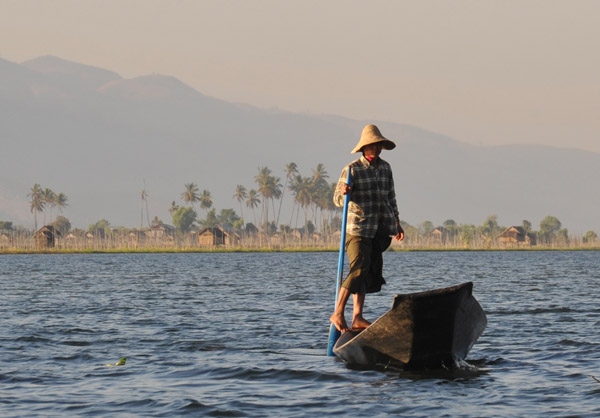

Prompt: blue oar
[327,166,352,356]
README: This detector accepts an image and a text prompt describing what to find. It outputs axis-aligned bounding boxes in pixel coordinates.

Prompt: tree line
[406,215,598,247]
[164,163,337,240]
[2,163,598,249]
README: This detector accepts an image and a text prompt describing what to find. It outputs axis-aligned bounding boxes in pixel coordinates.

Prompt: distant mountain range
[1,55,599,234]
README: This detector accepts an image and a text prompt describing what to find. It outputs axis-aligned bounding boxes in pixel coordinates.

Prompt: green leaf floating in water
[106,357,127,367]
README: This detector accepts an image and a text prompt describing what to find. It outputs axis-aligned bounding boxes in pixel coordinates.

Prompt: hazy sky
[2,0,599,153]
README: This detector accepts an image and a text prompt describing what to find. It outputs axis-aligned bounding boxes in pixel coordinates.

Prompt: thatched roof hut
[498,226,536,246]
[0,233,10,248]
[145,223,176,239]
[34,225,60,248]
[432,227,449,243]
[197,227,238,246]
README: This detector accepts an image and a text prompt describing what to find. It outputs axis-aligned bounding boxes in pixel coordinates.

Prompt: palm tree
[290,175,313,237]
[311,164,329,230]
[323,182,337,227]
[233,185,248,222]
[181,183,200,207]
[245,189,260,227]
[267,175,282,227]
[54,192,69,224]
[254,167,282,234]
[168,201,179,216]
[28,184,45,231]
[140,187,150,229]
[55,193,68,214]
[199,190,212,213]
[311,163,329,189]
[276,162,298,227]
[255,167,271,229]
[312,181,334,232]
[42,188,56,225]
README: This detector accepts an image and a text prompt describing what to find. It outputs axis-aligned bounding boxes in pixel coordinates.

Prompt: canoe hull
[333,282,487,370]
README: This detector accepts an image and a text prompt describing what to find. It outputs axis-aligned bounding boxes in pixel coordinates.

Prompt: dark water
[1,251,599,417]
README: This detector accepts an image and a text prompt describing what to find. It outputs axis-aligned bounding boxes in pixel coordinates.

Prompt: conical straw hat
[351,124,396,153]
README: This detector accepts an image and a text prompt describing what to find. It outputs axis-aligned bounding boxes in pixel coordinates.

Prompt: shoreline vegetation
[3,213,599,254]
[3,164,598,254]
[2,213,599,254]
[2,247,600,255]
[1,238,599,255]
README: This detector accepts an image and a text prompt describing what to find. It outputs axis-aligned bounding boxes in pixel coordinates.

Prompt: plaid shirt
[333,156,400,238]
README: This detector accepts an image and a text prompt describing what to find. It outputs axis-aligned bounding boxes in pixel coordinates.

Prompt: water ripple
[1,251,599,417]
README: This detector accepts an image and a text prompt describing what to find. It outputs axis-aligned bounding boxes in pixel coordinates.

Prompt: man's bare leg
[351,292,371,330]
[330,287,351,332]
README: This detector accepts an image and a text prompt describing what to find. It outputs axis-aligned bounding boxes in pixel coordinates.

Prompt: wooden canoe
[333,282,487,370]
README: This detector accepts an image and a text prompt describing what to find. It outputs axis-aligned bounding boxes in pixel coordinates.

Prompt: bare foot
[351,315,371,330]
[330,312,350,332]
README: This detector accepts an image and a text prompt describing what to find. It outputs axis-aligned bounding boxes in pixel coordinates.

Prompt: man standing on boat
[330,124,404,333]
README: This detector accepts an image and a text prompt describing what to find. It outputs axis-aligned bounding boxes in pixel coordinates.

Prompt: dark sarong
[342,229,392,294]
